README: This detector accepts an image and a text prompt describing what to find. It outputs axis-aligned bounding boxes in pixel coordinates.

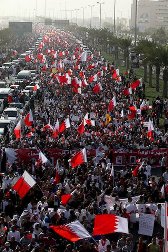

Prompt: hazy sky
[0,0,133,19]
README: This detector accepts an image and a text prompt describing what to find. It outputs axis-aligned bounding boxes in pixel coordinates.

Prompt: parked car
[0,119,13,136]
[2,107,20,121]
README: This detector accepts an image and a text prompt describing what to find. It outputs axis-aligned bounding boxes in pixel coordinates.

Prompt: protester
[0,24,167,251]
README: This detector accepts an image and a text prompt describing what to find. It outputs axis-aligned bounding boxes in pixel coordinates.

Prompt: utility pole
[88,5,94,28]
[135,0,138,46]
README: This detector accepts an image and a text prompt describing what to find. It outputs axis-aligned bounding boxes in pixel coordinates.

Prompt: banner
[138,213,155,236]
[5,148,168,167]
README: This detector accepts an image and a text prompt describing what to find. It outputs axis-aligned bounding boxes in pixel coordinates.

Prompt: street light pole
[44,0,47,18]
[97,2,104,29]
[81,7,85,26]
[135,0,138,46]
[88,5,94,29]
[114,0,116,34]
[75,9,79,25]
[35,0,37,18]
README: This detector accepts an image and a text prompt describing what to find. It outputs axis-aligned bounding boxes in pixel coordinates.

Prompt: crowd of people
[0,24,167,251]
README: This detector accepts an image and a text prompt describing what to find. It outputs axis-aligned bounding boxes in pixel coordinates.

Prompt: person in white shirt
[98,236,110,252]
[125,198,137,214]
[7,226,20,242]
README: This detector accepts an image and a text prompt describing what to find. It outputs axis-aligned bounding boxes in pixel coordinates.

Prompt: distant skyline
[0,0,133,19]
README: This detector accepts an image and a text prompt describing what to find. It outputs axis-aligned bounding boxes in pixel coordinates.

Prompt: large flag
[24,110,33,127]
[14,120,22,139]
[93,214,129,236]
[69,148,87,168]
[50,221,91,242]
[12,171,36,198]
[59,118,70,133]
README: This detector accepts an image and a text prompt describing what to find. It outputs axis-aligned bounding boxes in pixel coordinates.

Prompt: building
[131,0,168,32]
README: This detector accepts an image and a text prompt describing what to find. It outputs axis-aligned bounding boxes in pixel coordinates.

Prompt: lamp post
[35,0,37,18]
[75,9,79,25]
[88,5,94,28]
[114,0,116,34]
[97,1,104,29]
[44,0,47,18]
[81,7,85,26]
[135,0,138,46]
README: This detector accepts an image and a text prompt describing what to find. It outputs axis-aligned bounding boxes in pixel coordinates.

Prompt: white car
[22,85,36,95]
[1,107,20,122]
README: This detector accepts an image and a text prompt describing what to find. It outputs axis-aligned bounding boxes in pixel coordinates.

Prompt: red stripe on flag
[12,177,31,198]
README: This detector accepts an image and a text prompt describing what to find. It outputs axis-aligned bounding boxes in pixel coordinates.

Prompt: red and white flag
[82,79,88,87]
[12,171,36,199]
[24,110,33,127]
[77,121,86,135]
[130,79,141,89]
[52,119,59,138]
[43,122,53,132]
[147,119,154,140]
[108,97,116,112]
[61,194,72,205]
[132,161,144,177]
[14,120,21,139]
[33,84,40,91]
[123,87,132,96]
[84,113,95,126]
[59,118,70,133]
[25,55,32,62]
[93,83,102,94]
[93,214,129,236]
[39,151,49,164]
[54,160,61,184]
[69,148,87,168]
[50,221,91,242]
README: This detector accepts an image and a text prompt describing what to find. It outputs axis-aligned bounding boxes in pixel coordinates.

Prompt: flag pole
[91,236,98,246]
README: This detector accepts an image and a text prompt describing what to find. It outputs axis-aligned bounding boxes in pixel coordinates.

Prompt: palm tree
[135,40,157,87]
[160,47,168,98]
[119,38,132,69]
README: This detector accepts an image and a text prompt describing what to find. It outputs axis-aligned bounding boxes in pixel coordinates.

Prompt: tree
[135,40,157,87]
[119,38,132,69]
[160,47,168,98]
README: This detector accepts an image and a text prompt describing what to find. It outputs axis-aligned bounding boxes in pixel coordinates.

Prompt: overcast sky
[0,0,133,19]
